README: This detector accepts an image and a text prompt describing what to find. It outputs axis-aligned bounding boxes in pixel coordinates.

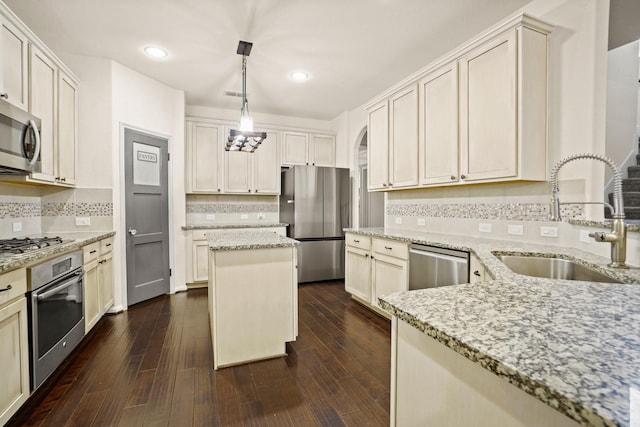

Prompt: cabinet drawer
[372,238,408,260]
[100,237,114,254]
[0,268,26,306]
[346,234,371,251]
[83,242,100,264]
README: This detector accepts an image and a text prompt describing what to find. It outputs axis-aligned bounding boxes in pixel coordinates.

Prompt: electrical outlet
[240,213,249,220]
[417,218,426,227]
[540,226,558,237]
[507,224,524,236]
[478,223,492,233]
[75,217,91,226]
[12,222,22,232]
[206,214,215,220]
[580,230,592,243]
[394,217,402,225]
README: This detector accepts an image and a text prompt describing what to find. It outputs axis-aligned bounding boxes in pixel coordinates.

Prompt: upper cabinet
[0,16,28,110]
[186,121,224,193]
[366,13,551,191]
[0,3,79,187]
[282,131,335,166]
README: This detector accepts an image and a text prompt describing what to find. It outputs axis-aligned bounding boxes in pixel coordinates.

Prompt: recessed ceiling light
[290,71,309,81]
[144,46,168,58]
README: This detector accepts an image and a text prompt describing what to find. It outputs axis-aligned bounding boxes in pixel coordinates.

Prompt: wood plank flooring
[8,281,391,427]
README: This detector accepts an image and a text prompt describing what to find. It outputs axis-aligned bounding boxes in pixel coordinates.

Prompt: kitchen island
[207,230,299,369]
[345,228,640,427]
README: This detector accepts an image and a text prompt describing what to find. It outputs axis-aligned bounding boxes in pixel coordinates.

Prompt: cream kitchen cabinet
[344,233,409,315]
[0,15,28,110]
[281,131,335,167]
[224,128,280,194]
[186,121,225,193]
[367,85,419,190]
[0,268,29,427]
[83,237,114,333]
[55,69,78,186]
[186,227,287,285]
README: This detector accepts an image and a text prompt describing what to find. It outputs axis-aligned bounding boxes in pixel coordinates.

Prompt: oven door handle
[36,271,84,300]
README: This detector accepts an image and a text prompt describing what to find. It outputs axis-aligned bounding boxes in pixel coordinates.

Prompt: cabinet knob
[0,93,7,99]
[460,175,466,180]
[365,254,369,258]
[0,284,12,293]
[248,189,251,193]
[312,163,315,166]
[217,188,221,192]
[450,175,456,181]
[473,270,481,277]
[254,189,258,193]
[382,183,387,187]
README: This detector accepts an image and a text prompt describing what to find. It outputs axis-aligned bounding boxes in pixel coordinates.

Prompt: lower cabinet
[345,233,409,315]
[0,269,29,426]
[186,227,287,285]
[83,236,114,333]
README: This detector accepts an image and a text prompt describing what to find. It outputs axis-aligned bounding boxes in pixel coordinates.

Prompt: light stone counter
[182,223,288,230]
[0,231,116,273]
[345,227,640,426]
[208,230,298,252]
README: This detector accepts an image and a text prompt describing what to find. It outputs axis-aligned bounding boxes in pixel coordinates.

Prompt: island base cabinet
[0,297,29,427]
[391,318,580,427]
[209,247,297,369]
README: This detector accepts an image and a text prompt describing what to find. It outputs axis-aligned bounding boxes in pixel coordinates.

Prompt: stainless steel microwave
[0,100,41,174]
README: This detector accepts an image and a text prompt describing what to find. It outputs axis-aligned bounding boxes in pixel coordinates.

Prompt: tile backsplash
[186,194,279,224]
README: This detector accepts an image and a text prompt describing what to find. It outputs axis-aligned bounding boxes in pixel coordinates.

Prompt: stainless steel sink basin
[495,255,623,283]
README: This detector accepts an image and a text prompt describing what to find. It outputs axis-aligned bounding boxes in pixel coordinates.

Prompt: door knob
[129,228,137,236]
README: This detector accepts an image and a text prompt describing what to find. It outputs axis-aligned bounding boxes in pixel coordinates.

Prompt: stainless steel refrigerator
[280,165,350,283]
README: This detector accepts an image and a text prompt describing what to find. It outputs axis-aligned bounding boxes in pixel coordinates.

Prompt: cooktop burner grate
[0,236,64,254]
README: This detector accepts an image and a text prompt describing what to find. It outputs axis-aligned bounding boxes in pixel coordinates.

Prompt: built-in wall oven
[27,250,85,389]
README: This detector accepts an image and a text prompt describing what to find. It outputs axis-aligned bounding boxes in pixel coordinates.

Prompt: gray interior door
[124,128,170,306]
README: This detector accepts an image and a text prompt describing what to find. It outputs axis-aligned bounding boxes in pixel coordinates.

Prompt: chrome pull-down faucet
[549,153,628,269]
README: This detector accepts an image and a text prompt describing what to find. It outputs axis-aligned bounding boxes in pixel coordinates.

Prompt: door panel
[125,129,170,306]
[293,166,323,238]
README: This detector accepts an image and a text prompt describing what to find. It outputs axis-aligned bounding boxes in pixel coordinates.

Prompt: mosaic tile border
[386,202,584,222]
[186,202,278,214]
[0,202,113,219]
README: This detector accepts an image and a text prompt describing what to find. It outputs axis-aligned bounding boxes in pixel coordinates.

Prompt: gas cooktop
[0,236,63,254]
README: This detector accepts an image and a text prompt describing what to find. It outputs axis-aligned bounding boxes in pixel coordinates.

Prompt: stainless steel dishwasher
[409,244,469,290]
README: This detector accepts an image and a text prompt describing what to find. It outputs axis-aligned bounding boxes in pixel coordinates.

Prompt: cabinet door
[57,70,77,186]
[0,297,29,427]
[389,85,418,188]
[224,150,252,193]
[187,122,224,192]
[193,241,210,282]
[372,252,408,310]
[419,63,459,185]
[29,45,57,183]
[345,246,371,301]
[84,259,100,333]
[459,31,517,182]
[367,100,389,190]
[98,252,114,313]
[309,134,335,167]
[253,130,280,194]
[282,131,308,165]
[0,17,28,110]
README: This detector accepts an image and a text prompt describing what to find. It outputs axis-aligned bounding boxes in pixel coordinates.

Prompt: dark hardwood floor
[8,281,391,427]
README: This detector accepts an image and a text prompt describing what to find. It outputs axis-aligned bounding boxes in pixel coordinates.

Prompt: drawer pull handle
[90,250,97,254]
[106,243,112,247]
[473,271,481,277]
[353,239,360,243]
[0,284,12,293]
[384,246,393,250]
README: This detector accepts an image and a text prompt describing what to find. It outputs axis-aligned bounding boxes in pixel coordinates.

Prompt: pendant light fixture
[226,40,267,152]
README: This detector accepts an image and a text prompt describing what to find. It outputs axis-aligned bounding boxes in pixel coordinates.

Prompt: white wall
[111,61,186,311]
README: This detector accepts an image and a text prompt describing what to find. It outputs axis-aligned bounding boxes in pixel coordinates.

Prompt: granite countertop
[208,230,299,251]
[0,231,116,274]
[346,227,640,426]
[182,223,288,230]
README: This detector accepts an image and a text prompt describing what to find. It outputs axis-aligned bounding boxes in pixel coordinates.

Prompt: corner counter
[207,231,299,369]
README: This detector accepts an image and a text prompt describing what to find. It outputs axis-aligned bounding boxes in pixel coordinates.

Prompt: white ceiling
[5,0,532,120]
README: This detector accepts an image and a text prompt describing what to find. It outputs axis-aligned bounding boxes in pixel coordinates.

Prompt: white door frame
[115,122,176,311]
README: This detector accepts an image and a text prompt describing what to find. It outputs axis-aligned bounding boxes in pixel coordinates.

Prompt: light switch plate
[478,223,492,233]
[240,213,249,220]
[12,222,22,232]
[507,224,524,236]
[417,218,426,227]
[394,217,402,225]
[75,217,91,226]
[540,226,558,237]
[206,214,215,220]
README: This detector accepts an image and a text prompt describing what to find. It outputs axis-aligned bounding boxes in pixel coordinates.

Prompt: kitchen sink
[494,254,623,283]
